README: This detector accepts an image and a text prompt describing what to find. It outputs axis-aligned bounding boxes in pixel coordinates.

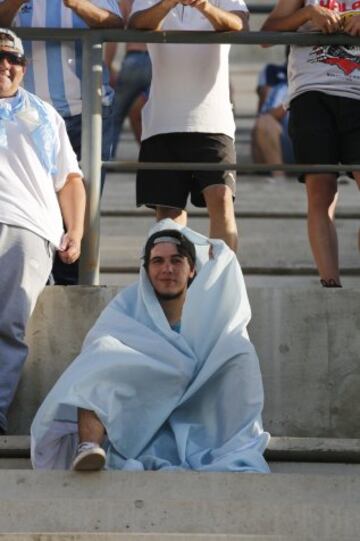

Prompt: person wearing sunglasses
[0,29,86,436]
[0,0,124,286]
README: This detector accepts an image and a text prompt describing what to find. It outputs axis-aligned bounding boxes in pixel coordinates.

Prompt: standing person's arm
[57,173,86,264]
[343,12,360,36]
[187,0,248,32]
[261,0,341,33]
[104,42,118,87]
[128,0,179,30]
[63,0,124,27]
[0,0,27,26]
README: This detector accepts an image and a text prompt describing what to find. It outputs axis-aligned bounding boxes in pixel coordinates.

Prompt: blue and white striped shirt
[8,0,122,117]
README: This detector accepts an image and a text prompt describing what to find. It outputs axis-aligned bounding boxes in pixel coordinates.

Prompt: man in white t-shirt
[0,29,86,435]
[0,0,123,285]
[129,0,249,252]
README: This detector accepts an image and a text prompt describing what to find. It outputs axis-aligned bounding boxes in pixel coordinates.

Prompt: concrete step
[99,216,360,272]
[3,437,360,464]
[0,471,359,538]
[101,174,359,216]
[0,533,293,541]
[100,272,360,288]
[8,287,360,436]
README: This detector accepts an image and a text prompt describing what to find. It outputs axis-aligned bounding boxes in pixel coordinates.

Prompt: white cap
[0,28,24,55]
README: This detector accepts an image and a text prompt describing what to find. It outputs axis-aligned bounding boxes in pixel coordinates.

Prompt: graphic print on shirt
[309,45,360,76]
[308,2,360,77]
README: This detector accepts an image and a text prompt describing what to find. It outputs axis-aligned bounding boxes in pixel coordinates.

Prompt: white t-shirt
[0,97,82,248]
[288,0,360,102]
[131,0,248,140]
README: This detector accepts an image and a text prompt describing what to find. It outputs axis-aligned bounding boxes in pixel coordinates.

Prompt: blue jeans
[112,51,152,156]
[52,105,114,285]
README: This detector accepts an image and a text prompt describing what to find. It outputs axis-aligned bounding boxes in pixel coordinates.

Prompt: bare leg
[251,125,265,165]
[78,408,105,445]
[305,174,340,284]
[252,114,284,178]
[203,184,238,252]
[156,206,187,225]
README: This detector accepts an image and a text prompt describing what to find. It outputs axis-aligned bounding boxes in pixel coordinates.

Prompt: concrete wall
[8,286,360,437]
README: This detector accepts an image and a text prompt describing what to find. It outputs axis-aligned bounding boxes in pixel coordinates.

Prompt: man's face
[0,47,25,98]
[147,242,195,301]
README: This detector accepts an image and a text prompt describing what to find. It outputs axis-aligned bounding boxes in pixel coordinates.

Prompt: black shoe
[320,279,342,288]
[0,426,6,436]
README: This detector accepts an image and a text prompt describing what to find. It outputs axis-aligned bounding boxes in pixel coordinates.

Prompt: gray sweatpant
[0,224,53,432]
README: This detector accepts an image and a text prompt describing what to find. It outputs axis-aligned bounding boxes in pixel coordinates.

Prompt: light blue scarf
[0,87,57,175]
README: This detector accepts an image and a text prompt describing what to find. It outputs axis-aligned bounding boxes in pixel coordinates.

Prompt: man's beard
[155,288,185,301]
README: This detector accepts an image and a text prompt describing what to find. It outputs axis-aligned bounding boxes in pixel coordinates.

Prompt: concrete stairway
[1,59,360,540]
[1,468,360,539]
[1,286,359,538]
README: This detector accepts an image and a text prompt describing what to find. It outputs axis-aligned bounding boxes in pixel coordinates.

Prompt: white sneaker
[72,442,106,471]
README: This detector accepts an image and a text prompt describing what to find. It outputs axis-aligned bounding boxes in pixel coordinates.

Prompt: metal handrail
[13,27,360,284]
[14,27,360,45]
[105,162,360,174]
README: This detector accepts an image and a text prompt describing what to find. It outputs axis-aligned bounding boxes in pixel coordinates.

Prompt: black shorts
[136,132,236,208]
[288,91,360,182]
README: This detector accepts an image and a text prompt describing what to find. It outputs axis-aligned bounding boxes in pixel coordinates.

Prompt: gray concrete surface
[100,272,360,288]
[4,436,360,464]
[0,471,360,538]
[99,215,359,272]
[7,287,360,437]
[0,533,295,541]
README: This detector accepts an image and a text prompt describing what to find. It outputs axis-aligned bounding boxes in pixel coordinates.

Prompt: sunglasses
[0,51,26,66]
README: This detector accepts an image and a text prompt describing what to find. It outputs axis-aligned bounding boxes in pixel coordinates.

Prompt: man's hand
[307,5,341,33]
[179,0,247,31]
[129,0,179,30]
[180,0,206,7]
[343,14,360,36]
[57,232,82,264]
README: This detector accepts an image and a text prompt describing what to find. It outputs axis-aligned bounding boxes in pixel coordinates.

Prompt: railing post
[79,33,103,285]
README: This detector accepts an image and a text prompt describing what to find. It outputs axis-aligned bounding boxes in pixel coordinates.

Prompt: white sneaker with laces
[72,442,106,471]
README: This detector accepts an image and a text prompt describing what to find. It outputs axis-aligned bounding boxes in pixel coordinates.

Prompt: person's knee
[255,114,281,140]
[203,184,234,214]
[156,206,187,224]
[306,176,338,211]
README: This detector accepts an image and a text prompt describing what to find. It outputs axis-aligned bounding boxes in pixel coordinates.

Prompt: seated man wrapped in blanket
[31,220,270,472]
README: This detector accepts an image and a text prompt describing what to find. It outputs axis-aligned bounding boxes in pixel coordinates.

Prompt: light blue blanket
[31,221,270,471]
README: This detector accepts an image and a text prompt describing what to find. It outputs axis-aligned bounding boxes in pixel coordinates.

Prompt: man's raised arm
[0,0,26,26]
[190,0,248,32]
[128,0,179,30]
[63,0,124,28]
[261,0,341,33]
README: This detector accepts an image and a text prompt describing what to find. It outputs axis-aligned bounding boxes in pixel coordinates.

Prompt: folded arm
[128,0,179,30]
[190,0,248,32]
[0,0,26,26]
[57,173,86,264]
[63,0,124,28]
[343,14,360,36]
[261,0,341,33]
